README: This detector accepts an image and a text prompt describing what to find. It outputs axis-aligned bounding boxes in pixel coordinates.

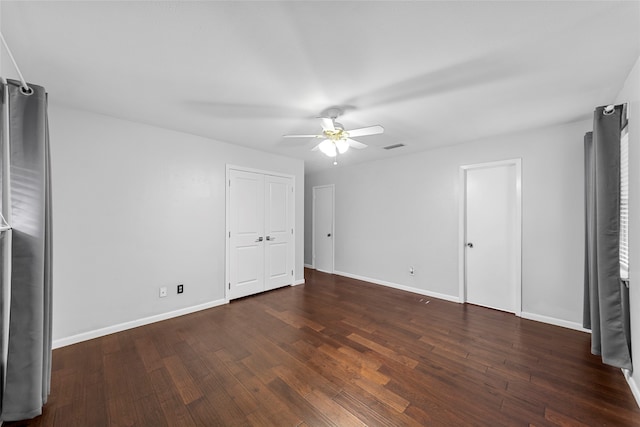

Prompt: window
[620,124,629,280]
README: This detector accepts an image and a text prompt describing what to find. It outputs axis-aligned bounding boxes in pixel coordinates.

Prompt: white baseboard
[623,369,640,408]
[331,271,589,333]
[520,311,590,333]
[293,278,305,286]
[52,298,227,349]
[304,263,314,269]
[333,270,460,303]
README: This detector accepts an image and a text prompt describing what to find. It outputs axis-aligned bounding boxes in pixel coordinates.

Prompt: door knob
[266,236,276,241]
[327,233,332,237]
[255,237,263,242]
[466,242,473,248]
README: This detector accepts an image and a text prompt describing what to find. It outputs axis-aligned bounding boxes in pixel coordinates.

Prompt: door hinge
[228,283,231,289]
[291,228,293,235]
[291,270,293,276]
[229,231,231,238]
[229,179,231,187]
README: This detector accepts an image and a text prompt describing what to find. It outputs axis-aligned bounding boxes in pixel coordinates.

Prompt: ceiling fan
[283,108,384,162]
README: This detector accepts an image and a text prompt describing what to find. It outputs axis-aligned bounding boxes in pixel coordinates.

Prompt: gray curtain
[0,79,52,421]
[583,104,632,371]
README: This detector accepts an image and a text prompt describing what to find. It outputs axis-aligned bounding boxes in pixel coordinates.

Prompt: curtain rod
[0,212,9,232]
[0,32,31,94]
[602,102,629,118]
[1,83,11,233]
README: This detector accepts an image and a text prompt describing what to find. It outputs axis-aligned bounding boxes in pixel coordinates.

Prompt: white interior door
[228,168,294,300]
[264,175,293,291]
[229,170,265,299]
[463,161,521,314]
[313,185,334,273]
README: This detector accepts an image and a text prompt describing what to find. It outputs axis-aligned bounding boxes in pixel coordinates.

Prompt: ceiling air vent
[383,143,405,150]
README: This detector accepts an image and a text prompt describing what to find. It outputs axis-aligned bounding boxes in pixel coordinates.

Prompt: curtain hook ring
[603,105,615,115]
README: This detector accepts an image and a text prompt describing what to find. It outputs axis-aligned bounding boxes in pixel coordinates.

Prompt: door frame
[312,184,335,273]
[458,158,522,316]
[225,165,295,302]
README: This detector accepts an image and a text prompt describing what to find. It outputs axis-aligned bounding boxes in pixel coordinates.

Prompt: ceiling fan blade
[282,134,321,138]
[311,140,326,151]
[321,118,335,132]
[346,125,384,138]
[346,138,368,149]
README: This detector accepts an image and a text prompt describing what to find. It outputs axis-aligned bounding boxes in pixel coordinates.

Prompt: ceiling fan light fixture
[335,139,349,154]
[283,111,383,160]
[319,139,337,157]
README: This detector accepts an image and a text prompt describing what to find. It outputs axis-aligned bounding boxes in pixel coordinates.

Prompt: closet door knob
[266,236,276,241]
[255,237,263,242]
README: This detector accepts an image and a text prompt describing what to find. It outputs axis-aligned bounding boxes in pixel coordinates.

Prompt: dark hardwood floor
[6,268,640,426]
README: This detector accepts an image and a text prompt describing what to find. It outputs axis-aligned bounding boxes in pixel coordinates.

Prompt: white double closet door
[228,169,294,300]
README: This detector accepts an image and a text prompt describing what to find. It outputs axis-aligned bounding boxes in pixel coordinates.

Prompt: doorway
[312,185,334,273]
[459,159,522,314]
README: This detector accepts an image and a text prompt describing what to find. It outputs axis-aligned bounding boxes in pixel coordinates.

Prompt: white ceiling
[1,1,639,173]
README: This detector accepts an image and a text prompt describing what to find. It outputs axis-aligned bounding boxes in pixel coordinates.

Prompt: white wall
[617,55,640,405]
[305,118,588,327]
[50,105,304,344]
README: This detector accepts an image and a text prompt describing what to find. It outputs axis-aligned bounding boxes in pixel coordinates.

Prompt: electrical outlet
[177,284,184,294]
[159,286,168,298]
